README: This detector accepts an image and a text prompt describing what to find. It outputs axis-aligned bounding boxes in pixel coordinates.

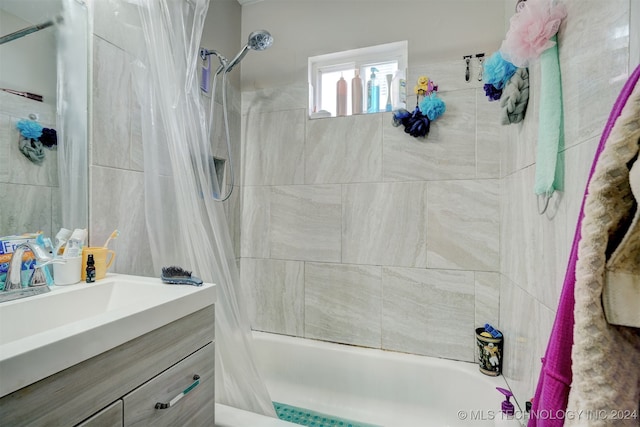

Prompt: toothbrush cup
[81,247,115,281]
[53,256,82,286]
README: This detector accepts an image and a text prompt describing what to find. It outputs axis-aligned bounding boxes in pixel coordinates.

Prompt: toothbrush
[103,229,120,248]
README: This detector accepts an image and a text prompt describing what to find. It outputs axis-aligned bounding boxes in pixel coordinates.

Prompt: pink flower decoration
[500,0,567,67]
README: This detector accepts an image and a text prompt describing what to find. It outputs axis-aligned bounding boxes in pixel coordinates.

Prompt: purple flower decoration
[16,119,43,140]
[484,83,503,101]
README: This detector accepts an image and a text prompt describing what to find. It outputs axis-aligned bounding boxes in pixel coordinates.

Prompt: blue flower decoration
[483,51,517,90]
[16,119,43,140]
[419,93,446,121]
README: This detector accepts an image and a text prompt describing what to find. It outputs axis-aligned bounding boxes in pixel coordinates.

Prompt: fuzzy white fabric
[565,81,640,426]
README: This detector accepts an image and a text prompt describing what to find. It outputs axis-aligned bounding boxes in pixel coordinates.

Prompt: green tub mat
[273,402,381,427]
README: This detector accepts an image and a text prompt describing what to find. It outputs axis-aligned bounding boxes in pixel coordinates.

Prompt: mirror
[0,0,88,241]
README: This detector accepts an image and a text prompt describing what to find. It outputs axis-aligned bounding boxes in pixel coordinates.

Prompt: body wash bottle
[367,67,379,114]
[351,70,363,114]
[336,75,347,116]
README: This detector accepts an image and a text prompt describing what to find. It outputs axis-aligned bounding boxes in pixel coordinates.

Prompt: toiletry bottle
[367,67,379,114]
[385,74,393,112]
[336,75,347,116]
[391,69,407,110]
[86,254,96,283]
[494,387,521,426]
[351,69,363,114]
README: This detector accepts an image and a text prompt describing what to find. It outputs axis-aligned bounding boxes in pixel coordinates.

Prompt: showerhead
[225,30,273,73]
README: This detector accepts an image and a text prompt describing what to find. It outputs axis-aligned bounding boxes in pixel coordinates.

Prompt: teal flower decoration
[16,119,43,140]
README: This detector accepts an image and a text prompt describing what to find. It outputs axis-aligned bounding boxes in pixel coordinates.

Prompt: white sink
[0,274,216,398]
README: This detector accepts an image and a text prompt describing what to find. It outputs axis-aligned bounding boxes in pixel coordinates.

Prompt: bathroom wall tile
[0,114,10,183]
[305,114,382,184]
[240,186,271,258]
[129,92,144,172]
[242,258,304,336]
[270,185,341,262]
[0,91,56,126]
[0,184,52,237]
[383,89,476,181]
[502,163,568,308]
[243,109,305,186]
[92,0,145,55]
[90,165,154,277]
[211,99,242,187]
[342,182,428,267]
[409,59,484,93]
[559,0,629,150]
[305,262,382,348]
[500,274,537,407]
[475,272,500,329]
[382,267,475,361]
[92,37,132,170]
[242,82,308,116]
[476,89,503,179]
[223,185,242,259]
[4,117,58,187]
[427,180,500,271]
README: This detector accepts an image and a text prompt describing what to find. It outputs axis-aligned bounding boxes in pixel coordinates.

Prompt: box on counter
[0,233,41,290]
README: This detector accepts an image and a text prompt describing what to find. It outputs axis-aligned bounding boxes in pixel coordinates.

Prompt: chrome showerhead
[225,30,273,73]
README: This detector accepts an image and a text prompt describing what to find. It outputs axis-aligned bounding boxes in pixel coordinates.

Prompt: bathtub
[216,331,515,427]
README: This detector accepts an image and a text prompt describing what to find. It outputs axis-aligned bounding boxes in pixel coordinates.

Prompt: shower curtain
[129,0,275,416]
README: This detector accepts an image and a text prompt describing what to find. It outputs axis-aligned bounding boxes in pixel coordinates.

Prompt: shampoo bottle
[351,70,363,114]
[367,67,379,114]
[336,75,347,116]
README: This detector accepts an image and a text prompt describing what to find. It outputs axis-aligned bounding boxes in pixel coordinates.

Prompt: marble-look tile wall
[0,92,60,238]
[499,0,635,408]
[89,1,243,276]
[241,59,503,362]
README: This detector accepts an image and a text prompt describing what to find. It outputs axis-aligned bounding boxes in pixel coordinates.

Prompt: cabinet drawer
[76,401,123,427]
[123,343,214,426]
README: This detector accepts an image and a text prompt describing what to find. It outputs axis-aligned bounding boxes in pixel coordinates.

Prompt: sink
[0,274,216,398]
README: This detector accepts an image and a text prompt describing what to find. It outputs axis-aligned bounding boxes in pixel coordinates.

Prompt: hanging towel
[501,67,530,125]
[534,35,564,197]
[528,64,640,427]
[565,69,640,426]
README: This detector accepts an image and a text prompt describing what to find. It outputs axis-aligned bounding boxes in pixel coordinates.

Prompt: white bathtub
[216,331,515,427]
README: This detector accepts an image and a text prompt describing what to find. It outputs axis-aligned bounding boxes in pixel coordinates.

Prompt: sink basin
[0,274,216,398]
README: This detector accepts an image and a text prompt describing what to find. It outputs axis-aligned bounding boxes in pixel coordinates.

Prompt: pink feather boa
[501,0,567,67]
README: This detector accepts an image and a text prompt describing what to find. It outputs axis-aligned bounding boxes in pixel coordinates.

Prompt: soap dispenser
[495,387,521,426]
[367,67,380,114]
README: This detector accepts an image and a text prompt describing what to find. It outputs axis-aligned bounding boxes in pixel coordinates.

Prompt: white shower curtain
[129,0,275,416]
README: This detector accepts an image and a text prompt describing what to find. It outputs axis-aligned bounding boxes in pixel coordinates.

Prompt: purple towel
[528,63,640,427]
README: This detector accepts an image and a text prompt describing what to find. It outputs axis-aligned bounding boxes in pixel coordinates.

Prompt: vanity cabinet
[0,305,215,426]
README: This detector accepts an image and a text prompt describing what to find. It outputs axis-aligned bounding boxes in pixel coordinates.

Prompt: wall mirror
[0,0,88,241]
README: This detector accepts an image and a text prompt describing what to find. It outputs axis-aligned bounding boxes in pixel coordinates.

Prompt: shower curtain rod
[0,16,62,45]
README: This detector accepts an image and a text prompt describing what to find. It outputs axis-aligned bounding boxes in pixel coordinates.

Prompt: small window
[308,41,408,118]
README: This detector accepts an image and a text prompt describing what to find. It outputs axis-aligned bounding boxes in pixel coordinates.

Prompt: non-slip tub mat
[273,402,381,427]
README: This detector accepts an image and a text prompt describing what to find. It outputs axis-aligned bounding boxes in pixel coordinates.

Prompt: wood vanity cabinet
[0,305,215,426]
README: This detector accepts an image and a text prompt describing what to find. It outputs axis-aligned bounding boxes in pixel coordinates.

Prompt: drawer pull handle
[155,374,201,410]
